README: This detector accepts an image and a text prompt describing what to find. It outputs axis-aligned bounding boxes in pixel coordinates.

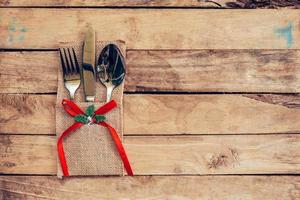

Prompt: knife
[82,26,96,102]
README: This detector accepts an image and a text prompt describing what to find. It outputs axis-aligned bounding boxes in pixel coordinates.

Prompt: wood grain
[0,0,224,7]
[0,94,56,135]
[1,0,299,8]
[0,52,58,93]
[1,94,299,135]
[1,4,299,199]
[1,50,299,93]
[124,94,300,135]
[0,176,299,200]
[1,9,300,49]
[0,135,299,175]
[126,50,300,93]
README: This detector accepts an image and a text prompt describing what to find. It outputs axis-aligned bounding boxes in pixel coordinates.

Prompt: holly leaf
[85,105,95,117]
[74,114,89,124]
[95,115,106,123]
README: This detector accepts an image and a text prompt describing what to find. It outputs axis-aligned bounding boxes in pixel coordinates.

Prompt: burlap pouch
[56,41,126,178]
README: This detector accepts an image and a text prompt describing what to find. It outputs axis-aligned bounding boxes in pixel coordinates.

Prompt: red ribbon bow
[57,99,133,176]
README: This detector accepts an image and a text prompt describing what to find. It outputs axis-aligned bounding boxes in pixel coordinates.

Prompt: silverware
[82,27,96,102]
[59,48,81,100]
[96,44,126,102]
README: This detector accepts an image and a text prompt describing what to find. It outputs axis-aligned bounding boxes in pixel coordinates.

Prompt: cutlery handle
[82,63,95,102]
[106,86,114,102]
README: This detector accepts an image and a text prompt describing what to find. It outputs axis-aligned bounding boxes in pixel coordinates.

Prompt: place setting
[56,26,133,178]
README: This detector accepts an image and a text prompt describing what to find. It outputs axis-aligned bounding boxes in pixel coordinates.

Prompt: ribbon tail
[57,122,83,176]
[100,122,134,176]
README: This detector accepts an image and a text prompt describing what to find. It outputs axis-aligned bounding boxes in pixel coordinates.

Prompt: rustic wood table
[0,1,299,199]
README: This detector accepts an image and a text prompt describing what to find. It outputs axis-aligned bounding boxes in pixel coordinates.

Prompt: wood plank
[124,94,300,135]
[1,94,299,135]
[1,9,300,49]
[1,50,300,93]
[0,135,299,175]
[0,52,58,93]
[0,176,299,200]
[0,0,223,7]
[1,0,300,8]
[126,50,300,93]
[0,94,56,135]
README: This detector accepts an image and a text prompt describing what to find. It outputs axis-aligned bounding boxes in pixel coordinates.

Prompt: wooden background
[0,0,300,199]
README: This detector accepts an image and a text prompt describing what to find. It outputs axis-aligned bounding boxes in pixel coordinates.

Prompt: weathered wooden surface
[0,52,57,93]
[1,0,300,8]
[1,94,299,135]
[0,176,299,200]
[127,50,300,93]
[0,135,299,175]
[0,0,224,7]
[0,9,300,49]
[1,4,300,199]
[124,94,300,135]
[1,50,299,93]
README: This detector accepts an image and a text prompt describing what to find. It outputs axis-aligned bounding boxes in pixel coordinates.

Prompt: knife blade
[82,26,96,102]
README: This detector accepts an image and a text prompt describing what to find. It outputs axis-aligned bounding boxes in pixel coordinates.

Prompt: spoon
[96,44,126,102]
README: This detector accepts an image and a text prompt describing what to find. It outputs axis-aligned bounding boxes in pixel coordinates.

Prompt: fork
[59,48,81,100]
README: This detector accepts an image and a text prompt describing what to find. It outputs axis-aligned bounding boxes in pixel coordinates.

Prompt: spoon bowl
[96,44,126,102]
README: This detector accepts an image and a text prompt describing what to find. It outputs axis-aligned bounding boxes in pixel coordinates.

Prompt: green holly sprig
[74,105,105,124]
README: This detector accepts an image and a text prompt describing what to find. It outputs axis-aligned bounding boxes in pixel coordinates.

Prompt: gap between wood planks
[0,174,299,177]
[0,0,300,8]
[3,92,300,95]
[1,133,300,137]
[0,6,226,9]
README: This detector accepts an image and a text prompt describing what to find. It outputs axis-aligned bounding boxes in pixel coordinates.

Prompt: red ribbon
[57,99,133,176]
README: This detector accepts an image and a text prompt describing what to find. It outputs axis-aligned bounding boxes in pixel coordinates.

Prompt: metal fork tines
[59,48,81,100]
